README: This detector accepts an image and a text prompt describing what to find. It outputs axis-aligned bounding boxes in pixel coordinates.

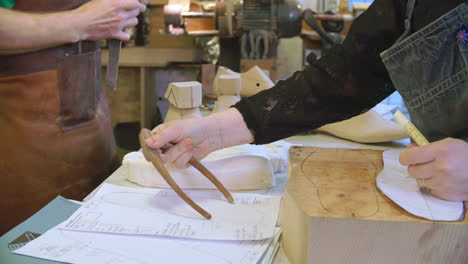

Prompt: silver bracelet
[211,114,224,150]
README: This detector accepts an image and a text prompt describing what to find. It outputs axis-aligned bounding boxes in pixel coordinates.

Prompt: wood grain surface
[286,146,468,223]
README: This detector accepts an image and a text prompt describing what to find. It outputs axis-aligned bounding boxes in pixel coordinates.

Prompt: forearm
[207,108,254,150]
[0,8,80,54]
[234,0,403,144]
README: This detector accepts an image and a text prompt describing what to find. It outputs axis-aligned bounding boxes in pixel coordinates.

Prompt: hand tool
[106,39,122,91]
[139,128,234,219]
[393,110,430,146]
[393,110,430,191]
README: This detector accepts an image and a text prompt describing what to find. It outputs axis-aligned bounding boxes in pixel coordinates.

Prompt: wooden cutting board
[281,146,468,264]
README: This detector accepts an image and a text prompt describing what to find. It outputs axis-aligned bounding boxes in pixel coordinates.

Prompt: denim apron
[381,0,468,142]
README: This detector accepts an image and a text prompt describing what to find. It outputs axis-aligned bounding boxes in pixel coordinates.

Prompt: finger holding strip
[407,163,434,179]
[139,128,212,219]
[399,146,436,166]
[173,148,194,169]
[144,129,234,204]
[161,138,193,164]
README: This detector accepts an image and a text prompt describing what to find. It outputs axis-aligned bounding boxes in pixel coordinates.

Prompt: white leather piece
[125,141,293,190]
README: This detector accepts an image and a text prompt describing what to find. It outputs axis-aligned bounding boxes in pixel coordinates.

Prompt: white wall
[301,0,318,11]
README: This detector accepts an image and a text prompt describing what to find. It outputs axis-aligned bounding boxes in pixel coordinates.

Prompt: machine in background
[162,0,353,80]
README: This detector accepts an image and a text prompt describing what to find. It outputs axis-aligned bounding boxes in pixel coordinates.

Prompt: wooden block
[212,95,240,113]
[281,146,468,264]
[164,81,202,108]
[213,65,274,97]
[152,66,201,121]
[200,64,216,96]
[216,74,241,96]
[164,104,201,122]
[239,65,274,97]
[213,66,239,96]
[240,60,278,84]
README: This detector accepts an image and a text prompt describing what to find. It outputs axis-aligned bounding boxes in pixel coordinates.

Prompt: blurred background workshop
[2,0,468,263]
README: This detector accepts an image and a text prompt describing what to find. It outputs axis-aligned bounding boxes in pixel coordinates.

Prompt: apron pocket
[404,68,468,139]
[57,50,101,131]
[406,68,468,111]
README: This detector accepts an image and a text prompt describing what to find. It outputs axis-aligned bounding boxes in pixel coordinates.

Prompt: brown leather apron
[0,0,119,234]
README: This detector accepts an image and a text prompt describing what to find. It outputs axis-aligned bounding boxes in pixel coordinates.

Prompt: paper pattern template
[15,226,280,264]
[376,149,464,221]
[60,184,281,240]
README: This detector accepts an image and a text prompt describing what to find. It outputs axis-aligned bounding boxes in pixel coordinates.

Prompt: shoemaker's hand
[145,108,254,168]
[145,117,221,168]
[73,0,148,41]
[399,138,468,201]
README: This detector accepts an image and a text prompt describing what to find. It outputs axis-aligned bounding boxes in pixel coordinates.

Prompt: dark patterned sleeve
[234,0,405,144]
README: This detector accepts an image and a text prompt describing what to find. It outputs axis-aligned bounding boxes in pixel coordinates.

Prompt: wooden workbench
[282,145,468,264]
[86,133,412,264]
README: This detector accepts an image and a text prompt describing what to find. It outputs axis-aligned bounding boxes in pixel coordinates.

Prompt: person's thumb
[113,30,131,41]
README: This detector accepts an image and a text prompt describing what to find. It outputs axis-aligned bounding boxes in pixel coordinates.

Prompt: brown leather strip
[13,0,90,12]
[0,41,99,77]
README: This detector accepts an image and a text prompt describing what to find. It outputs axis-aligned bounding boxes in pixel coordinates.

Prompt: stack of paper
[12,184,282,264]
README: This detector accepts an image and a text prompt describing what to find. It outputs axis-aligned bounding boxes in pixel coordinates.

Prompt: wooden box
[281,146,468,264]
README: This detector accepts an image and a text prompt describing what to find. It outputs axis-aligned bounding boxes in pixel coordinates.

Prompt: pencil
[393,110,429,146]
[393,110,430,187]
